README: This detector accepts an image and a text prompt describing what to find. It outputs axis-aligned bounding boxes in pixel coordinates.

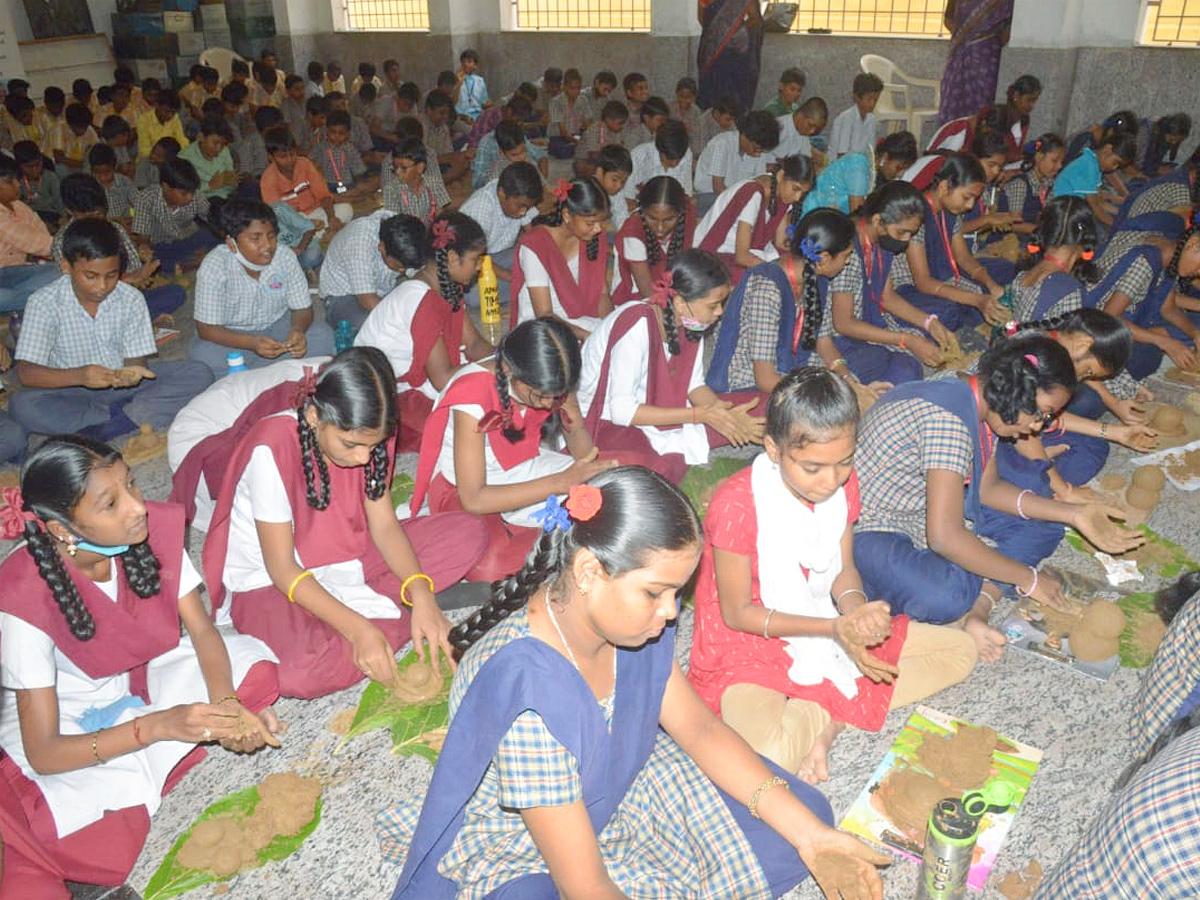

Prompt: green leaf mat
[390,472,415,510]
[336,649,453,762]
[1064,524,1196,581]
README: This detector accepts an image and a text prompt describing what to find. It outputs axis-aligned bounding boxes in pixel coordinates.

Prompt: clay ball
[1079,600,1127,640]
[189,819,227,848]
[1152,406,1184,432]
[1131,466,1167,491]
[1126,485,1161,510]
[1069,628,1120,663]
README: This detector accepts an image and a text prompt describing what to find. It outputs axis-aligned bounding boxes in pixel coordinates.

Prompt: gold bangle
[286,570,314,603]
[91,733,105,765]
[216,694,240,706]
[748,775,788,819]
[400,573,434,608]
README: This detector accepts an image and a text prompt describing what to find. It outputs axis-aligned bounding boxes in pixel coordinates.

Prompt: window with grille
[1140,0,1200,46]
[341,0,429,31]
[788,0,947,37]
[510,0,651,32]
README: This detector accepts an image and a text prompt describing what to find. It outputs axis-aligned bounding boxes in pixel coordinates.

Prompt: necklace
[544,593,617,703]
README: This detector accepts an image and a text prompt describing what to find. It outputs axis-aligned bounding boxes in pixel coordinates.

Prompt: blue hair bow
[798,236,823,264]
[785,222,798,242]
[531,494,571,533]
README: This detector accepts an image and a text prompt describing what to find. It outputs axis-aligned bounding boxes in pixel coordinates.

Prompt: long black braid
[427,211,487,313]
[493,362,525,443]
[661,297,682,356]
[798,257,822,351]
[365,442,390,501]
[1188,149,1200,219]
[536,178,608,262]
[766,169,779,217]
[448,528,566,660]
[435,246,465,311]
[641,209,687,268]
[296,407,332,509]
[1167,224,1199,291]
[24,524,95,640]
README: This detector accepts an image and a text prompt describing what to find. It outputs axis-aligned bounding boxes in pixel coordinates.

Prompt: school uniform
[355,279,468,451]
[547,93,593,157]
[0,198,57,314]
[460,179,539,309]
[672,101,704,144]
[1088,228,1172,380]
[318,210,405,329]
[510,226,609,332]
[130,185,216,275]
[10,275,212,438]
[310,138,366,193]
[1052,147,1102,199]
[768,115,813,163]
[694,179,792,284]
[188,243,335,376]
[801,152,874,216]
[18,170,62,226]
[202,413,485,699]
[259,157,354,230]
[178,141,236,200]
[926,116,974,155]
[694,131,769,207]
[0,503,279,899]
[620,143,694,208]
[609,208,696,307]
[1110,167,1193,240]
[1003,168,1055,228]
[828,107,877,160]
[380,151,449,222]
[99,172,136,220]
[368,95,411,148]
[465,107,504,150]
[455,73,489,121]
[135,111,187,160]
[470,133,546,189]
[573,120,630,164]
[280,97,307,143]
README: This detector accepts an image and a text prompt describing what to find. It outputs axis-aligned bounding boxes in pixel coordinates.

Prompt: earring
[67,541,77,558]
[578,584,590,596]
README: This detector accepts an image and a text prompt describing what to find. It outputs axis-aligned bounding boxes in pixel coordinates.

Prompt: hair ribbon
[0,487,38,541]
[1024,353,1039,368]
[798,236,823,264]
[1003,320,1020,336]
[649,271,676,308]
[531,494,571,532]
[291,366,318,407]
[552,178,571,203]
[431,218,457,251]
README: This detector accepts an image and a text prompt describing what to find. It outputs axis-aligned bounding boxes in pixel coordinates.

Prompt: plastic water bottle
[915,783,1016,900]
[226,351,248,374]
[478,254,503,346]
[335,319,355,353]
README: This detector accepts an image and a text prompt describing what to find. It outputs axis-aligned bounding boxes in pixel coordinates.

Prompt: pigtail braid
[799,258,823,351]
[122,541,162,598]
[767,172,778,217]
[661,299,682,356]
[586,234,600,262]
[296,407,332,509]
[435,247,464,312]
[364,442,390,501]
[24,524,94,641]
[1168,224,1198,291]
[448,530,566,659]
[667,213,685,265]
[494,364,525,443]
[642,212,661,266]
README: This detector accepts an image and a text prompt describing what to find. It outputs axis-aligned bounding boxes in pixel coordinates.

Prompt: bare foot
[258,705,288,739]
[797,721,846,785]
[964,616,1007,662]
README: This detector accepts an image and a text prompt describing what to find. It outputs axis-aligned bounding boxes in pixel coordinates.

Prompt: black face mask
[877,233,909,255]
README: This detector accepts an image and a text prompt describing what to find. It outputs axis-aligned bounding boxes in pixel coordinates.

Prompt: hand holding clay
[798,827,890,900]
[907,336,943,367]
[350,621,399,688]
[408,593,455,674]
[840,600,892,646]
[702,399,765,446]
[112,365,155,389]
[1028,570,1070,613]
[1056,483,1105,506]
[1112,397,1149,425]
[216,701,282,753]
[1113,423,1160,452]
[150,703,241,744]
[283,330,308,359]
[1071,504,1145,555]
[928,320,955,353]
[980,292,1008,325]
[254,336,287,359]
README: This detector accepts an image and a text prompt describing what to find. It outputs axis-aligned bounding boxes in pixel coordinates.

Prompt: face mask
[877,234,909,255]
[74,539,131,557]
[679,313,709,333]
[227,240,270,272]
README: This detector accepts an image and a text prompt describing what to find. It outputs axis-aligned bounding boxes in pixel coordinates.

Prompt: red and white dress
[510,225,610,331]
[609,206,697,306]
[694,179,793,284]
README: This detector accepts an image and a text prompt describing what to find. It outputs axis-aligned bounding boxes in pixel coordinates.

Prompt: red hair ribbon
[649,271,676,308]
[291,366,318,407]
[565,483,603,522]
[431,218,457,251]
[552,179,571,203]
[1003,321,1020,336]
[0,487,37,541]
[1024,353,1039,367]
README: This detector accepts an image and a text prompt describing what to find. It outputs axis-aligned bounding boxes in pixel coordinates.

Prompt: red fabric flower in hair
[552,179,571,203]
[649,271,676,308]
[565,484,603,522]
[431,218,457,251]
[0,487,37,541]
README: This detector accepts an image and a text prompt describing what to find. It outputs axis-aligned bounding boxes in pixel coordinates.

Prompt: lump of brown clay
[1069,628,1119,662]
[1126,485,1161,510]
[1131,466,1167,491]
[1078,600,1127,640]
[1151,406,1186,434]
[1099,473,1127,492]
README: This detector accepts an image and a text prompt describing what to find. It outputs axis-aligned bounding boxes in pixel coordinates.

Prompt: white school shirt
[694,131,768,194]
[459,180,538,254]
[0,547,275,837]
[621,142,695,206]
[610,231,672,299]
[828,107,877,160]
[516,244,602,333]
[428,363,574,528]
[354,279,445,401]
[769,115,813,162]
[194,244,310,331]
[577,306,711,464]
[693,179,781,263]
[220,413,406,623]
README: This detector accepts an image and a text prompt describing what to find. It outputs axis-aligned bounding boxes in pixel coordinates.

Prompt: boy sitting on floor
[0,154,58,315]
[130,157,216,275]
[460,161,543,309]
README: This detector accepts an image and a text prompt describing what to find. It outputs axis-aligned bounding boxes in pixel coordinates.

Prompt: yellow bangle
[91,733,105,765]
[286,570,314,603]
[215,693,240,706]
[400,573,435,608]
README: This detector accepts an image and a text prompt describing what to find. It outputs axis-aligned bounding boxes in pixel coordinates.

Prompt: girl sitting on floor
[510,178,612,340]
[610,175,695,305]
[1003,133,1066,230]
[1110,145,1198,241]
[580,249,764,484]
[852,336,1144,661]
[706,208,855,395]
[1053,131,1138,228]
[694,155,813,285]
[409,317,623,585]
[828,182,956,386]
[802,131,919,217]
[0,436,282,900]
[891,152,1012,331]
[202,349,487,699]
[354,212,495,452]
[378,466,891,900]
[688,369,978,784]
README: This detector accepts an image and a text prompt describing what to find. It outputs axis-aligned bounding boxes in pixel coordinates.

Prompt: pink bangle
[1016,489,1032,520]
[1015,566,1038,598]
[924,313,939,331]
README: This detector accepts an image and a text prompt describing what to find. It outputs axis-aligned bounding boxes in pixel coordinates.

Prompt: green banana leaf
[1116,590,1161,669]
[1064,525,1196,580]
[335,650,453,761]
[143,784,322,900]
[390,472,415,510]
[680,456,753,520]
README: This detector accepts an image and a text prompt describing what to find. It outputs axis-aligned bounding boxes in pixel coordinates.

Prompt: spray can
[478,254,502,346]
[915,782,1018,900]
[226,351,248,375]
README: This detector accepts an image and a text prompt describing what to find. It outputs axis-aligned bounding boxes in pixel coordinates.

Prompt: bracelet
[1015,565,1039,598]
[216,693,240,706]
[831,357,849,372]
[286,570,314,603]
[835,588,868,613]
[1015,489,1032,521]
[762,608,775,640]
[91,733,105,765]
[748,776,789,819]
[1099,422,1109,440]
[924,313,939,331]
[400,572,435,608]
[132,717,147,747]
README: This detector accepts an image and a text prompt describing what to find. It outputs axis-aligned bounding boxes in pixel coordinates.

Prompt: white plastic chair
[199,47,248,85]
[860,54,941,139]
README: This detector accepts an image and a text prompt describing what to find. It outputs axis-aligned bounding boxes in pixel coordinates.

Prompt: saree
[697,0,763,114]
[938,0,1015,125]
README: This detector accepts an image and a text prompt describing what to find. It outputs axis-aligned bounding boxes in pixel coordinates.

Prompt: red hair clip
[1026,242,1042,254]
[1080,249,1095,261]
[552,179,571,203]
[431,218,457,251]
[0,487,38,541]
[649,271,676,308]
[565,484,603,522]
[1003,320,1020,336]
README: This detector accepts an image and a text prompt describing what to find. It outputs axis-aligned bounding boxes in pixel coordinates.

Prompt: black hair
[1000,307,1132,377]
[640,96,670,123]
[930,151,985,190]
[770,155,815,223]
[259,47,276,61]
[358,62,376,78]
[253,64,278,90]
[426,211,486,311]
[222,81,249,105]
[498,161,544,203]
[600,99,629,123]
[1187,146,1200,219]
[623,71,647,91]
[326,109,351,131]
[61,218,124,270]
[448,466,701,659]
[543,67,564,85]
[296,348,398,509]
[87,142,117,170]
[494,120,525,153]
[1021,195,1099,282]
[379,214,426,268]
[537,178,609,262]
[393,136,427,167]
[159,157,199,193]
[596,71,618,89]
[853,72,884,97]
[460,48,480,64]
[1006,75,1042,103]
[307,61,325,81]
[970,129,1010,163]
[284,74,304,90]
[382,58,400,74]
[4,94,33,117]
[359,82,378,103]
[43,86,65,107]
[424,91,453,114]
[100,115,132,141]
[199,98,224,121]
[739,110,782,152]
[326,61,342,76]
[637,175,688,269]
[1144,113,1192,173]
[767,366,859,448]
[220,198,277,240]
[671,77,696,97]
[861,179,925,225]
[397,81,421,105]
[712,94,741,118]
[263,125,296,155]
[60,172,107,214]
[156,89,181,112]
[789,208,854,350]
[563,68,582,86]
[515,82,539,103]
[877,131,919,168]
[797,96,829,122]
[978,335,1077,424]
[255,105,286,132]
[153,137,181,159]
[305,96,327,117]
[96,86,113,106]
[72,78,93,99]
[1099,132,1138,165]
[198,117,233,142]
[1021,132,1065,173]
[780,67,807,89]
[0,155,17,180]
[654,120,689,162]
[660,249,730,355]
[113,66,135,86]
[20,436,162,640]
[65,103,92,130]
[1102,109,1140,137]
[110,82,130,97]
[436,69,458,90]
[505,95,533,120]
[230,60,250,77]
[493,317,582,443]
[595,143,633,176]
[1166,224,1199,292]
[12,140,42,166]
[395,117,424,143]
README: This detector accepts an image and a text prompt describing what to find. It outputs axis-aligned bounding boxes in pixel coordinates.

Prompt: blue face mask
[74,539,131,557]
